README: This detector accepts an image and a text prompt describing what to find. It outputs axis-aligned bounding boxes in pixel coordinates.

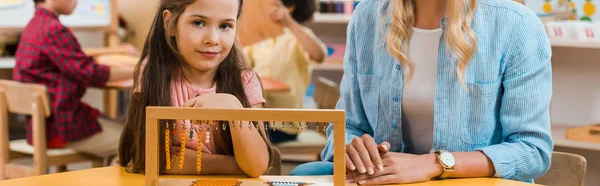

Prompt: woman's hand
[269,0,295,27]
[183,93,243,109]
[346,152,442,185]
[346,134,390,175]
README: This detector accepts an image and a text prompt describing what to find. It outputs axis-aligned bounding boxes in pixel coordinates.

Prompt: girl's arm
[229,104,269,178]
[182,94,270,177]
[286,21,326,63]
[164,148,244,175]
[270,1,325,63]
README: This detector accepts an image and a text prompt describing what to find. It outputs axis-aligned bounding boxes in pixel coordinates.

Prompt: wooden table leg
[103,89,118,119]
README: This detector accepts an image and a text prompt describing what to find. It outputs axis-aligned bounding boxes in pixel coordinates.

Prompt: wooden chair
[313,77,340,110]
[0,80,103,180]
[535,151,587,186]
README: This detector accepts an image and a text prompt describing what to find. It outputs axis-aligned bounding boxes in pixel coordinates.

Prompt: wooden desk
[260,77,291,93]
[0,50,134,70]
[552,125,600,151]
[0,166,538,186]
[0,56,129,119]
[106,79,134,91]
[97,54,137,119]
[83,47,132,57]
[0,53,138,119]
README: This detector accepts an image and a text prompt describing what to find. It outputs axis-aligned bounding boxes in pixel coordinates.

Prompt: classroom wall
[75,0,161,113]
[117,0,160,50]
[551,47,600,186]
[550,47,600,125]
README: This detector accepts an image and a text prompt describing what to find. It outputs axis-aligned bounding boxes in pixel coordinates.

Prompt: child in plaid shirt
[14,0,133,158]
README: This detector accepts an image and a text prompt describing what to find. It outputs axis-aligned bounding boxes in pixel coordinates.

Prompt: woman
[290,0,553,185]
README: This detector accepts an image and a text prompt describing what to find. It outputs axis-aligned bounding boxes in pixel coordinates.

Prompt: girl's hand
[346,134,390,175]
[183,93,243,109]
[346,152,442,185]
[269,0,295,27]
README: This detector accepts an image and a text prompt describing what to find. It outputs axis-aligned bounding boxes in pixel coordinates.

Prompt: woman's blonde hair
[386,0,477,85]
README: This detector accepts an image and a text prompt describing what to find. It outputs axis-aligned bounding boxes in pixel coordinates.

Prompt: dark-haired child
[13,0,133,158]
[244,0,327,144]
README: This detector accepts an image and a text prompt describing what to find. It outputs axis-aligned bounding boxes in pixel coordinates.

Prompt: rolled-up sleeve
[477,10,553,181]
[321,5,372,161]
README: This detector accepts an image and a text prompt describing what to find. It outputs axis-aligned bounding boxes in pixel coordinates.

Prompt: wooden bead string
[189,179,241,186]
[165,122,171,170]
[179,122,187,169]
[197,122,202,173]
[266,181,313,186]
[169,120,330,171]
[205,123,211,144]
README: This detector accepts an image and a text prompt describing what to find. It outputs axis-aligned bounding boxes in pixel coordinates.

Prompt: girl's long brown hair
[119,0,273,174]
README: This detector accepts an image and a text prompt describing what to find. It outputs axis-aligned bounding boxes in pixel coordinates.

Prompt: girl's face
[173,0,239,72]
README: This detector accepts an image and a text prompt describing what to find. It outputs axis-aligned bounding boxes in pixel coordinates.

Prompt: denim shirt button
[391,123,398,129]
[395,64,401,70]
[392,96,398,102]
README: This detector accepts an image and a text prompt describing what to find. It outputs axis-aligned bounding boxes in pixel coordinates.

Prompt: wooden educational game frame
[144,107,346,186]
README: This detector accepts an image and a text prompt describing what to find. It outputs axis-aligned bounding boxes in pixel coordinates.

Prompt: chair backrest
[535,151,587,186]
[313,77,339,110]
[0,80,51,179]
[0,80,50,117]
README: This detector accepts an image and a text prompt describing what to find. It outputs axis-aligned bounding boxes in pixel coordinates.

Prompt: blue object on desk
[267,181,313,186]
[305,83,315,97]
[326,46,334,57]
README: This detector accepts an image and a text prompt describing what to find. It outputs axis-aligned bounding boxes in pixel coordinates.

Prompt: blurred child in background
[244,0,327,144]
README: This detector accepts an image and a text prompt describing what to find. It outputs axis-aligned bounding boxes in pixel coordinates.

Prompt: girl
[118,0,273,177]
[292,0,553,185]
[244,0,327,144]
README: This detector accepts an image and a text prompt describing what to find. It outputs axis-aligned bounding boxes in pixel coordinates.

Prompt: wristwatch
[435,150,455,179]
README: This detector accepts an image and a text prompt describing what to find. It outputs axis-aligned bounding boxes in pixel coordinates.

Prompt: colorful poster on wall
[525,0,597,22]
[60,0,111,27]
[525,0,559,16]
[0,0,112,29]
[0,0,24,9]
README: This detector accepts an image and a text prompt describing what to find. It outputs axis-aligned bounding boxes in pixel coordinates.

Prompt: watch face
[440,152,456,167]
